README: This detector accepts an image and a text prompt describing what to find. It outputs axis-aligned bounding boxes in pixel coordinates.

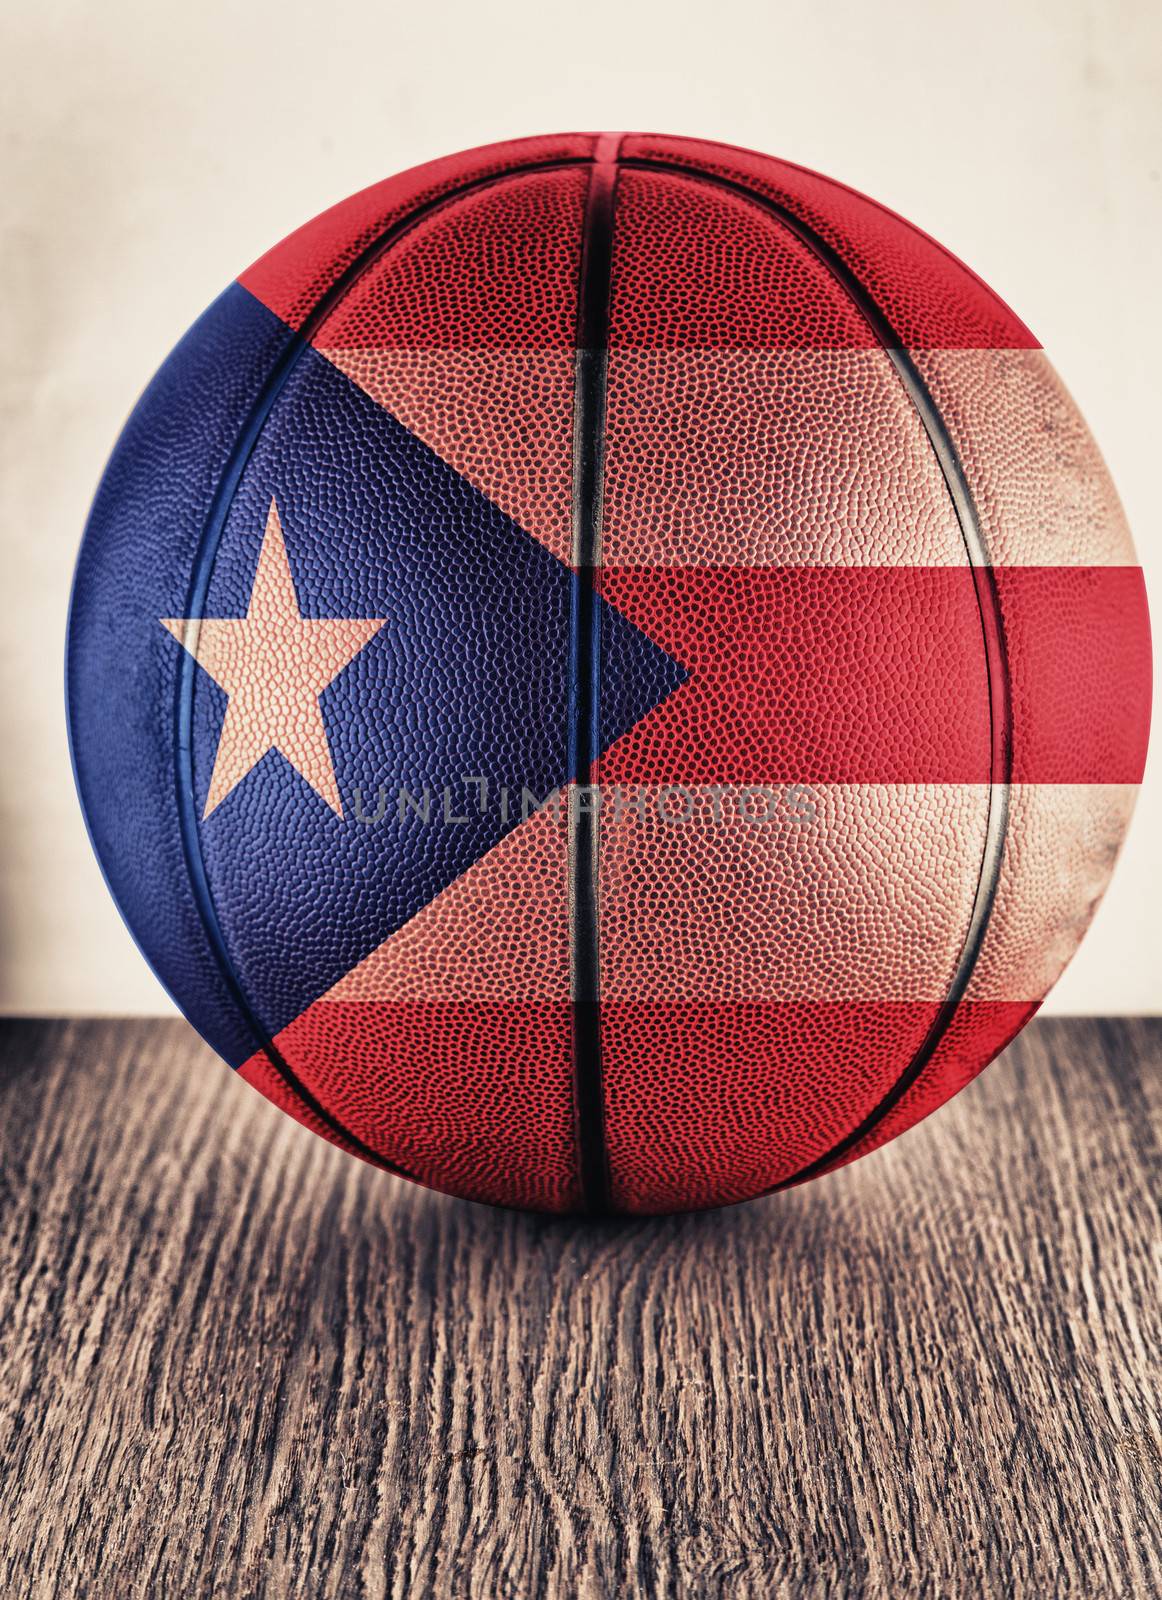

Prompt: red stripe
[600,998,1038,1212]
[599,565,1151,785]
[243,1000,581,1212]
[608,167,883,349]
[619,135,1040,350]
[239,135,594,333]
[813,999,1041,1180]
[242,997,1037,1214]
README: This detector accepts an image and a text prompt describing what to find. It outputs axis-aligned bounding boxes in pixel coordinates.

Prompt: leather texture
[184,336,679,1041]
[67,285,299,1069]
[68,133,1152,1212]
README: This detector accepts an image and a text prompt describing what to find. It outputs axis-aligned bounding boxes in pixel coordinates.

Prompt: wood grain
[0,1017,1158,1598]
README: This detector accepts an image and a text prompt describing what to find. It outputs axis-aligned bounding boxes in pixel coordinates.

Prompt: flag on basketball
[68,134,1151,1212]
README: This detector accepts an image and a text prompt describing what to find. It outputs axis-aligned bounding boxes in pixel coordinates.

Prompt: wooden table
[0,1017,1158,1597]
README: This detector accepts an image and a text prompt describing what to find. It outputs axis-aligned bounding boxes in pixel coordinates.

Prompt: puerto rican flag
[69,134,1151,1212]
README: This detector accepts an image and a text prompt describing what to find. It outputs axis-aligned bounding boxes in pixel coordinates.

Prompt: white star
[162,499,384,818]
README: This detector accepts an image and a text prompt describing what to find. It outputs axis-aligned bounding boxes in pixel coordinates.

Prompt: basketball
[66,132,1151,1212]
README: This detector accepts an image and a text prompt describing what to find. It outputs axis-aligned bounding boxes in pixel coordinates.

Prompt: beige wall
[3,0,1158,1013]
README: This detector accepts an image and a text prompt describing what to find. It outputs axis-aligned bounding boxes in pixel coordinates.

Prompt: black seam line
[622,157,1013,1189]
[569,133,621,1213]
[172,155,595,1179]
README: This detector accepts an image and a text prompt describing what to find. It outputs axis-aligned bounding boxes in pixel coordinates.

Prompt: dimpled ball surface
[67,133,1152,1213]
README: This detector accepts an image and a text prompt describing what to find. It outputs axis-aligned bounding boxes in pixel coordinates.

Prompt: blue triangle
[183,335,686,1036]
